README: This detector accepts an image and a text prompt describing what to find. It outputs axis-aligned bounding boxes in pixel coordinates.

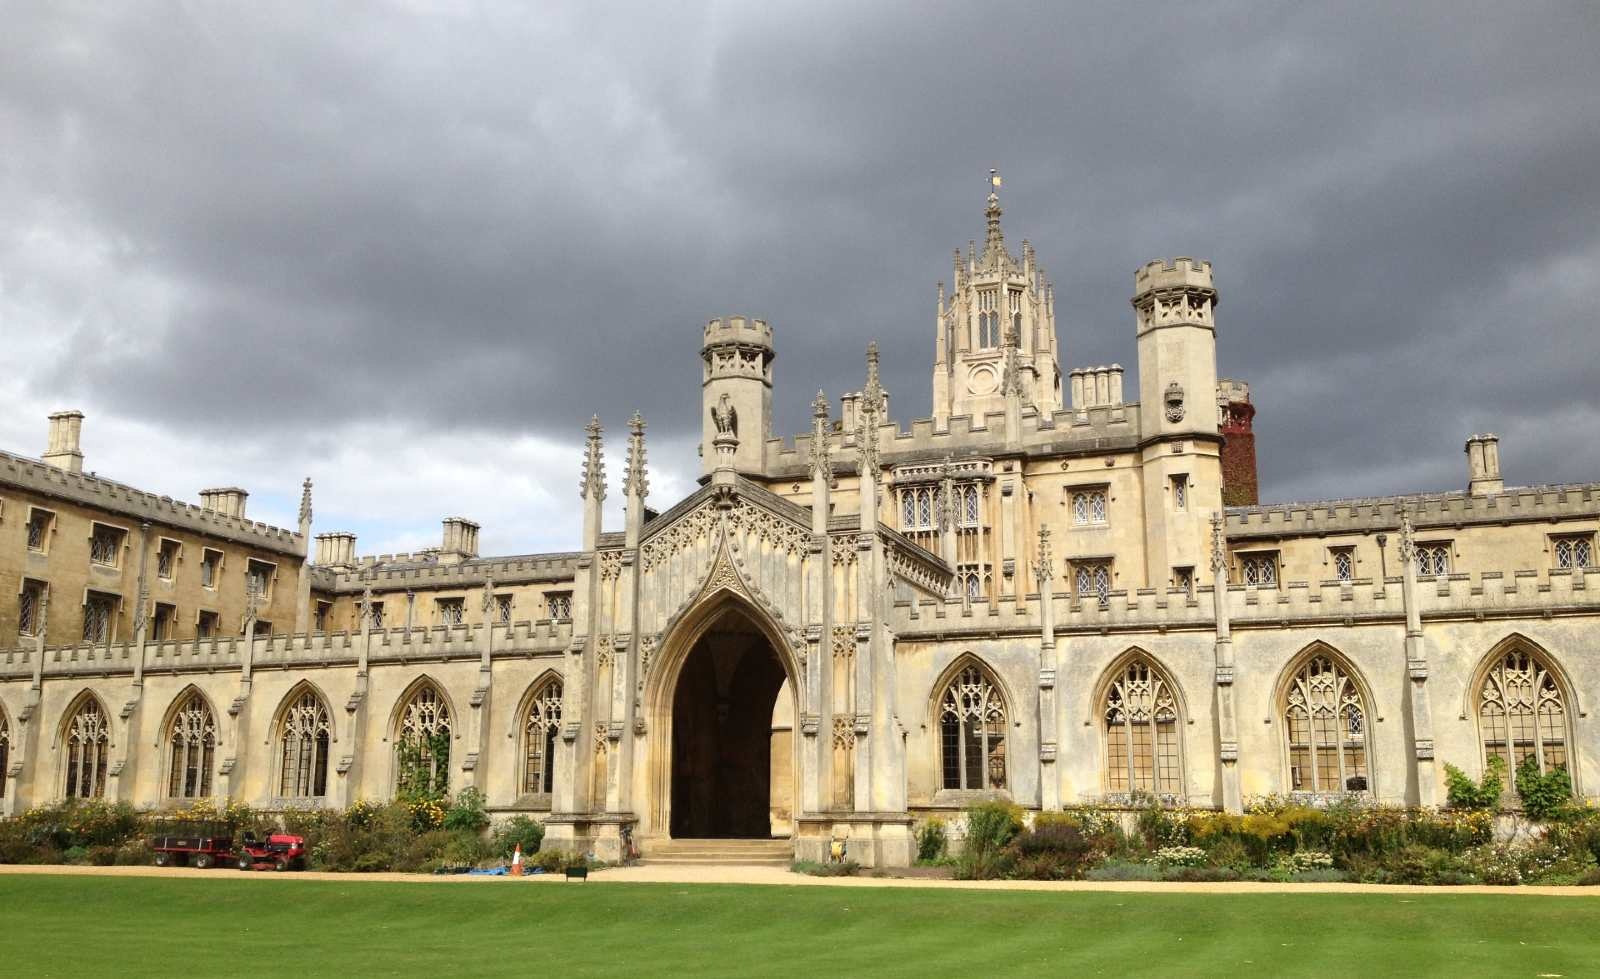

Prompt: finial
[625,410,649,500]
[581,415,607,502]
[811,391,832,480]
[481,576,497,615]
[1398,509,1416,563]
[1210,514,1227,573]
[1035,527,1053,585]
[358,584,374,630]
[299,477,313,525]
[812,389,829,419]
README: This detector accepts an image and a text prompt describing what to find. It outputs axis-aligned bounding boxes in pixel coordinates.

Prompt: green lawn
[4,874,1595,977]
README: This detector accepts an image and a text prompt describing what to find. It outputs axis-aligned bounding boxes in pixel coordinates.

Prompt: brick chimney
[42,411,85,473]
[1217,380,1258,506]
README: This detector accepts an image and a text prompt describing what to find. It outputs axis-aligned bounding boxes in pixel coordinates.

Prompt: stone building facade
[1,186,1595,866]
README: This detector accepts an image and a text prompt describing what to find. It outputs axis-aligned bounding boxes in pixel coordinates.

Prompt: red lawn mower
[149,820,306,872]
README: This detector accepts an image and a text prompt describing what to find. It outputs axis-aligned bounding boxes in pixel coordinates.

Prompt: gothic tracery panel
[938,662,1007,791]
[64,696,109,799]
[1103,657,1182,798]
[167,691,217,799]
[522,678,563,798]
[1282,654,1369,794]
[396,683,452,797]
[1478,645,1569,790]
[278,687,332,799]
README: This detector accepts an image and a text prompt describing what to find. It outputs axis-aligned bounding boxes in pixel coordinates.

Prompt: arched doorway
[668,606,790,838]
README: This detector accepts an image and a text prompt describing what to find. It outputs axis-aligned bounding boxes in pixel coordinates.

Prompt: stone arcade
[1,184,1596,866]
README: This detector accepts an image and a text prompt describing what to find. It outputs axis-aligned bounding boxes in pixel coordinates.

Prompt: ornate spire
[1002,324,1025,398]
[936,454,957,532]
[982,169,1006,267]
[358,583,374,630]
[624,411,649,500]
[1034,527,1054,585]
[580,415,606,502]
[298,477,313,526]
[481,576,497,616]
[1210,514,1228,573]
[811,390,832,480]
[1398,508,1416,564]
[857,343,882,477]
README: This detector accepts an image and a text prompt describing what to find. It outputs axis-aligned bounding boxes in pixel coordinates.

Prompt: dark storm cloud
[3,1,1597,538]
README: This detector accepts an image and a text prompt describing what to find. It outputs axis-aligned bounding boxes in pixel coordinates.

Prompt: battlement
[702,315,773,349]
[0,447,305,555]
[333,551,581,592]
[1133,257,1214,295]
[1225,482,1600,540]
[1217,378,1250,404]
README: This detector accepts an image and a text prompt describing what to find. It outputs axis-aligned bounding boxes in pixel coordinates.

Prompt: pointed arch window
[65,698,109,799]
[939,663,1007,790]
[522,679,563,798]
[1479,646,1568,790]
[1283,655,1369,793]
[167,692,217,799]
[278,688,331,799]
[0,710,9,798]
[396,684,451,797]
[1104,658,1182,796]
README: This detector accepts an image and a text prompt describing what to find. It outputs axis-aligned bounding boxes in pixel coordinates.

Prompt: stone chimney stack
[1465,433,1504,496]
[42,411,85,473]
[314,532,357,569]
[199,487,249,518]
[439,517,480,564]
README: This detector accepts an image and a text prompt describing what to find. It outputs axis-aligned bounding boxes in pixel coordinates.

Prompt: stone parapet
[1225,482,1600,541]
[0,448,305,555]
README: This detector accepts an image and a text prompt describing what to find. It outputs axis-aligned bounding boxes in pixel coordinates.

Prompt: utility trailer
[149,820,235,869]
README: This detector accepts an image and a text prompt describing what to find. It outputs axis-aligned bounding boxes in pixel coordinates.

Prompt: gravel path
[3,862,1597,896]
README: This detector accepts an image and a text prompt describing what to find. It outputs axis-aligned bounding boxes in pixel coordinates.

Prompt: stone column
[804,392,833,819]
[1399,510,1438,806]
[612,412,649,818]
[294,479,314,635]
[1210,517,1242,812]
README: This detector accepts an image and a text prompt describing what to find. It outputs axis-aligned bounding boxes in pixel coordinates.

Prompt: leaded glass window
[1479,647,1568,792]
[167,692,217,798]
[18,579,46,637]
[277,688,331,798]
[939,664,1007,790]
[496,595,513,626]
[899,487,937,532]
[962,485,980,527]
[65,697,109,799]
[1333,548,1355,582]
[1554,535,1593,570]
[397,685,451,796]
[1284,655,1369,793]
[1075,561,1112,606]
[977,290,999,348]
[1241,553,1278,586]
[156,539,180,580]
[89,524,124,567]
[1171,475,1187,510]
[82,592,116,643]
[436,598,465,627]
[1415,542,1451,577]
[547,593,572,619]
[1104,658,1182,796]
[1072,489,1107,526]
[26,509,52,552]
[522,679,563,797]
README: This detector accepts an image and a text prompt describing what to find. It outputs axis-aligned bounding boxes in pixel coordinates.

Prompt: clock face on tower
[967,365,998,396]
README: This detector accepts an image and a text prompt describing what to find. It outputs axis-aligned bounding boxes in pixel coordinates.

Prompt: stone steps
[643,838,793,866]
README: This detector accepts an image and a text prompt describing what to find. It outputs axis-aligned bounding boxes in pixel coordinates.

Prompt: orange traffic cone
[511,843,524,877]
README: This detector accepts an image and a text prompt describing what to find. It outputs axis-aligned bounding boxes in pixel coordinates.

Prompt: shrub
[955,802,1022,880]
[1514,757,1572,822]
[1084,860,1161,882]
[1006,821,1098,880]
[1135,798,1188,848]
[1462,843,1522,885]
[914,819,948,863]
[1148,845,1207,868]
[1203,837,1251,870]
[1381,844,1475,885]
[1444,757,1504,811]
[492,816,545,861]
[443,789,490,833]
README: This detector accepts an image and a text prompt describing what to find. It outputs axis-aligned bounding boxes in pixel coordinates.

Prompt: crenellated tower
[932,176,1062,425]
[1133,258,1224,588]
[700,316,774,477]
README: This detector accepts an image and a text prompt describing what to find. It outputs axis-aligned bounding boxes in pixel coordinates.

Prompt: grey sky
[3,1,1596,555]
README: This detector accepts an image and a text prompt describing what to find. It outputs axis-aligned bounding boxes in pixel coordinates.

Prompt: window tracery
[938,663,1007,791]
[522,679,563,797]
[167,692,217,799]
[65,697,109,799]
[396,684,451,797]
[278,689,331,799]
[1283,655,1368,793]
[1103,658,1182,797]
[1478,646,1568,791]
